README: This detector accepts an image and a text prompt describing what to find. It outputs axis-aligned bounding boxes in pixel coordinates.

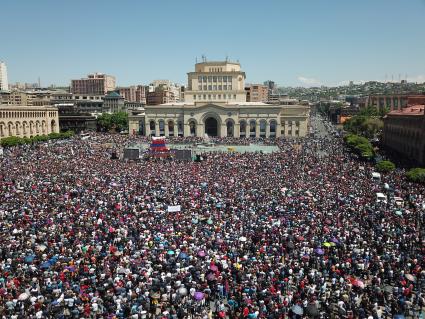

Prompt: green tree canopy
[406,168,425,183]
[375,160,395,173]
[97,112,128,132]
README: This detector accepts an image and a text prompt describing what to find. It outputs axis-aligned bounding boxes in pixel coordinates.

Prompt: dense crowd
[0,116,424,318]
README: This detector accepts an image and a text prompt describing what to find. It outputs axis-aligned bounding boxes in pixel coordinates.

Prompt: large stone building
[184,61,247,103]
[71,73,116,95]
[383,104,425,165]
[0,106,59,139]
[129,61,310,138]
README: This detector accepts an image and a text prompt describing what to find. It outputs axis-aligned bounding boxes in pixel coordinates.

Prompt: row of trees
[343,106,388,139]
[0,131,74,147]
[344,134,375,159]
[97,112,128,132]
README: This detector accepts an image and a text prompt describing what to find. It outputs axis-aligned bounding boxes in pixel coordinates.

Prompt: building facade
[129,61,310,138]
[0,106,59,139]
[71,73,116,95]
[147,89,175,105]
[184,61,246,103]
[0,62,8,91]
[103,92,125,113]
[383,105,425,165]
[129,102,309,138]
[117,85,147,104]
[245,84,269,102]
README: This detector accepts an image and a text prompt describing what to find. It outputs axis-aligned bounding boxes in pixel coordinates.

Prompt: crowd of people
[0,116,424,318]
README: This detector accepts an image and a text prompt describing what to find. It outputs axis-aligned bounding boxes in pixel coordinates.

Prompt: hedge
[0,131,75,147]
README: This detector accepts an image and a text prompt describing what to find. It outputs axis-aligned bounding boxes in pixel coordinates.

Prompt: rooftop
[387,105,425,116]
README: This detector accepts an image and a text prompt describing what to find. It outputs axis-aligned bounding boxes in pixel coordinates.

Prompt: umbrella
[297,236,305,241]
[37,244,47,252]
[393,315,405,319]
[65,266,76,272]
[167,250,175,255]
[18,292,29,301]
[353,228,360,233]
[291,304,303,315]
[323,242,331,247]
[314,248,324,255]
[40,262,51,269]
[305,303,319,317]
[192,218,198,224]
[178,287,188,296]
[206,273,216,281]
[178,252,188,259]
[207,219,213,225]
[239,236,247,242]
[395,211,403,216]
[331,238,339,244]
[197,250,206,257]
[383,285,393,293]
[194,291,204,301]
[352,279,365,288]
[210,265,218,272]
[25,255,35,263]
[405,274,416,282]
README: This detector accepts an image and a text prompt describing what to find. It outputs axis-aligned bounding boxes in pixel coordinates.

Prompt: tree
[375,160,395,173]
[344,134,375,160]
[344,116,383,138]
[406,168,425,183]
[97,112,128,132]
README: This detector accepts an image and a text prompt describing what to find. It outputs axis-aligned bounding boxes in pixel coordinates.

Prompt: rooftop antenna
[195,56,198,63]
[38,77,41,88]
[225,55,228,62]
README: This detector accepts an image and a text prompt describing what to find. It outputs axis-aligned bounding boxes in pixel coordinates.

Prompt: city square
[1,1,425,318]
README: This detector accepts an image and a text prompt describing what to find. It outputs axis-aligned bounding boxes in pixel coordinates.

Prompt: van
[394,197,404,207]
[376,192,387,204]
[372,172,381,182]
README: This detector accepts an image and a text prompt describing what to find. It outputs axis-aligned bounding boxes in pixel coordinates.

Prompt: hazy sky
[1,0,425,87]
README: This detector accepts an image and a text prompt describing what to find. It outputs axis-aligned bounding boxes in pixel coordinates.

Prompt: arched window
[15,122,21,135]
[189,120,196,137]
[270,120,277,137]
[168,121,175,137]
[239,120,247,137]
[178,121,183,137]
[249,120,256,137]
[149,120,156,136]
[158,120,165,136]
[259,120,267,137]
[50,120,56,133]
[226,120,234,137]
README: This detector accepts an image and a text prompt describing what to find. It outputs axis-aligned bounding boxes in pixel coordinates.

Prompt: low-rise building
[103,91,125,113]
[0,106,59,138]
[245,84,268,102]
[383,105,425,165]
